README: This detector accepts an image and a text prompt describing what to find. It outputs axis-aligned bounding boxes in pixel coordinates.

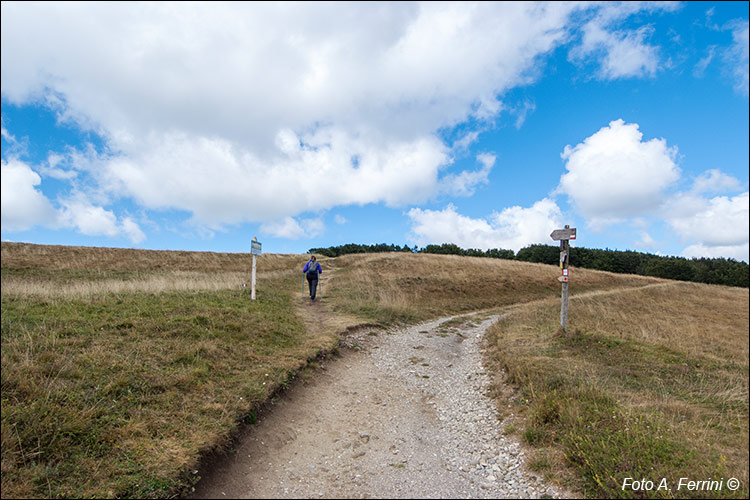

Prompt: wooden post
[551,225,576,331]
[251,254,257,301]
[250,238,262,301]
[560,238,569,330]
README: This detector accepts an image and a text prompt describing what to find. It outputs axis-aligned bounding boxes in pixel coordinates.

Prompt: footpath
[188,304,570,498]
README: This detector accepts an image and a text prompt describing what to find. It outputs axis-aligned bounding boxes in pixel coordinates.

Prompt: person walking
[303,255,322,301]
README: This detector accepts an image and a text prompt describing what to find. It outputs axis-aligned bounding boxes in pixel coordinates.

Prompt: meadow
[486,282,748,498]
[1,242,747,498]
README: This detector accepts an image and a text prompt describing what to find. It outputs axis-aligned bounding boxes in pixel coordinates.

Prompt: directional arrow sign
[550,227,576,241]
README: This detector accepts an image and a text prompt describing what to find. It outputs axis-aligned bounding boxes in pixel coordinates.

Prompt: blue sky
[2,2,748,261]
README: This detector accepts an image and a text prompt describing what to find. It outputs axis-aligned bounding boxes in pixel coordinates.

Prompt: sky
[2,1,748,262]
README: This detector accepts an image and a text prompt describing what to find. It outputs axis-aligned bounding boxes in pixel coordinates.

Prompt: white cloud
[0,157,145,243]
[1,126,14,144]
[121,217,146,244]
[334,214,347,225]
[59,199,119,237]
[568,2,679,80]
[513,101,536,130]
[602,26,660,79]
[667,191,749,249]
[35,152,79,181]
[635,231,658,250]
[723,19,749,95]
[693,45,717,77]
[57,196,146,244]
[1,158,58,231]
[682,242,749,263]
[0,125,28,157]
[1,2,586,234]
[102,129,448,228]
[452,131,480,152]
[260,217,304,239]
[557,119,680,228]
[571,22,659,79]
[260,216,324,239]
[407,198,564,252]
[0,2,705,247]
[557,119,747,261]
[691,169,741,195]
[439,153,495,197]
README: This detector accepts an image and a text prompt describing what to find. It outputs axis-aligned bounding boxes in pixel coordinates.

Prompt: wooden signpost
[250,237,262,300]
[550,225,576,330]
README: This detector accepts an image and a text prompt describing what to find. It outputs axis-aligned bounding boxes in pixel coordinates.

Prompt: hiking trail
[188,294,570,498]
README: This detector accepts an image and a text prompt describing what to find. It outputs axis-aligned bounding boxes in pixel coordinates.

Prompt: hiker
[303,255,322,301]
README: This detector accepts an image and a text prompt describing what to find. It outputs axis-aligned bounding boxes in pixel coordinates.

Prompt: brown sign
[550,227,576,241]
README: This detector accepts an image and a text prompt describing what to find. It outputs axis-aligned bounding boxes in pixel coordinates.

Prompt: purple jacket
[303,260,322,275]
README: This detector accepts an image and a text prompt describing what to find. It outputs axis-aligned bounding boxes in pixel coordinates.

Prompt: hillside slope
[2,242,746,498]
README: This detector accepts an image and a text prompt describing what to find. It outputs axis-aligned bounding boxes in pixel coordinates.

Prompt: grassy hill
[487,282,748,498]
[1,242,747,498]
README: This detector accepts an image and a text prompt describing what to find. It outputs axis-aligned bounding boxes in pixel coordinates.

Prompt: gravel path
[189,313,569,499]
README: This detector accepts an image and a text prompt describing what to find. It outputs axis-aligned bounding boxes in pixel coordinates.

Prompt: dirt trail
[186,266,662,498]
[188,304,569,499]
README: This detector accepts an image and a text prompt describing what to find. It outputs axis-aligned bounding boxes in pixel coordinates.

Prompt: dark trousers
[307,277,318,300]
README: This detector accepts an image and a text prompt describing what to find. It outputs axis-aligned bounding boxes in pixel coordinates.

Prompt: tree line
[309,242,748,288]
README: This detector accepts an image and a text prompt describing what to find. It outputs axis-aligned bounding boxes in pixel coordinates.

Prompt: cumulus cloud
[101,129,448,228]
[56,196,147,243]
[557,119,747,261]
[557,119,680,228]
[0,2,703,245]
[0,157,146,243]
[691,169,741,195]
[666,191,749,258]
[58,198,118,237]
[407,198,564,252]
[260,216,324,239]
[1,158,58,231]
[1,2,585,237]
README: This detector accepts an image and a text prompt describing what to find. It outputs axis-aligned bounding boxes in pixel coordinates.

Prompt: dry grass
[0,269,306,299]
[1,241,300,272]
[569,282,748,364]
[487,281,749,498]
[328,252,663,324]
[3,242,746,499]
[0,243,341,498]
[1,242,304,300]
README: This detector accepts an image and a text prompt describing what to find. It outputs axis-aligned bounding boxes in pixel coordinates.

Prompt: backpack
[306,261,318,278]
